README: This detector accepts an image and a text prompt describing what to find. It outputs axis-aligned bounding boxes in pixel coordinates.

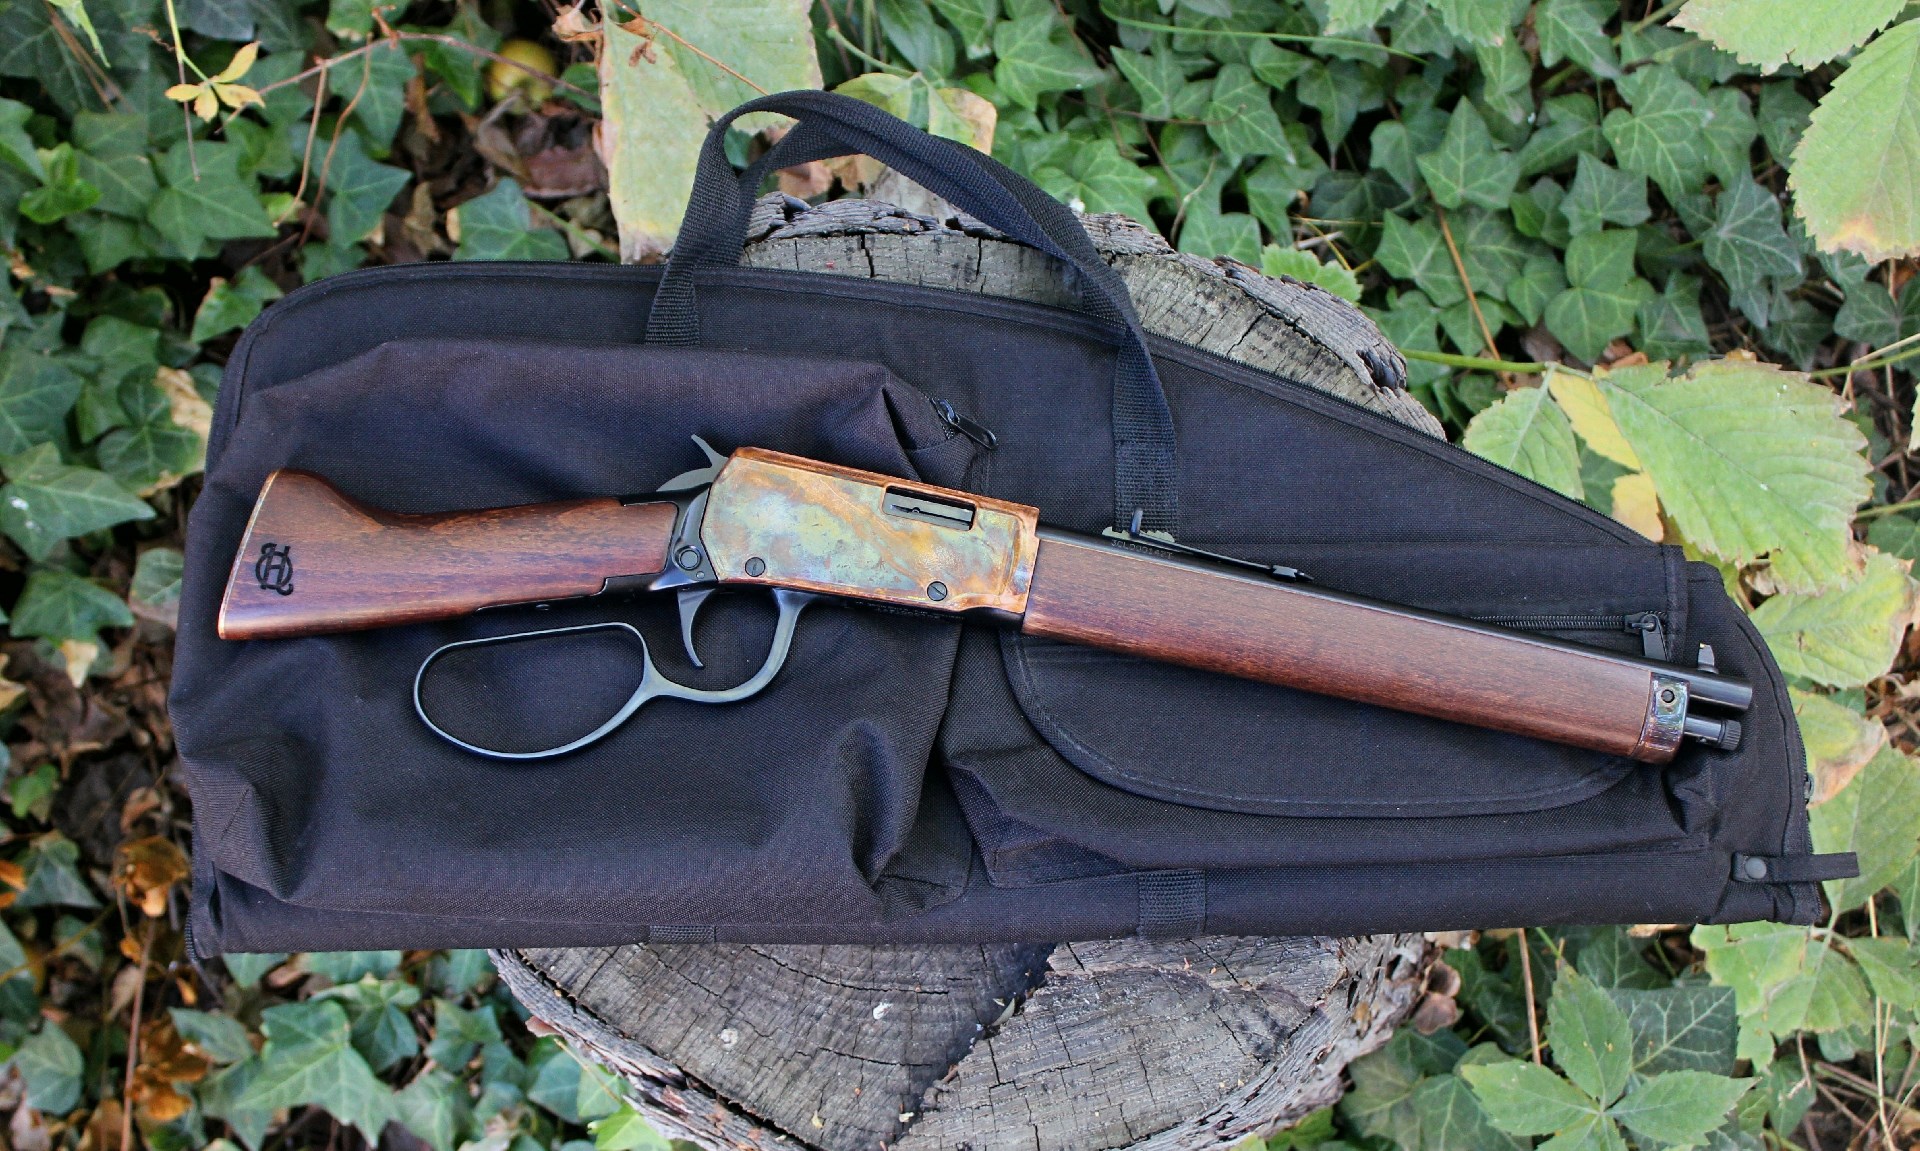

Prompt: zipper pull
[1626,612,1668,660]
[931,398,998,450]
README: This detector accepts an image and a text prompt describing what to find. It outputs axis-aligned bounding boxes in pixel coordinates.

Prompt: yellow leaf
[193,88,218,121]
[1549,366,1641,468]
[1792,688,1888,804]
[164,82,204,103]
[214,83,263,110]
[212,40,260,83]
[57,639,98,688]
[1611,471,1664,541]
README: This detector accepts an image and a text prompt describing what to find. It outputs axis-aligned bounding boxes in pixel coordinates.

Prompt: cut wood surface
[492,197,1443,1151]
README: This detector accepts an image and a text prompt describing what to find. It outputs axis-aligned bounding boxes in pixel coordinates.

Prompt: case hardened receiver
[217,439,1754,763]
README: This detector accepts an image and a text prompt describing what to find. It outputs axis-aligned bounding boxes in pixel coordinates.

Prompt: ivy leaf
[1417,102,1519,210]
[1519,94,1605,177]
[1753,550,1917,686]
[316,976,421,1072]
[992,10,1104,109]
[451,179,568,261]
[192,266,283,343]
[13,1023,83,1114]
[1410,1071,1525,1151]
[1205,64,1289,158]
[526,1038,589,1123]
[1758,82,1814,163]
[1459,1061,1600,1136]
[1610,985,1739,1075]
[325,39,414,150]
[1562,155,1650,237]
[1453,207,1528,302]
[0,349,83,456]
[1702,87,1759,185]
[9,568,135,646]
[19,144,100,224]
[393,1069,470,1151]
[1546,969,1633,1106]
[1427,0,1515,47]
[323,130,410,247]
[147,140,276,254]
[1,444,155,560]
[1810,746,1920,912]
[1340,1030,1433,1147]
[1463,384,1584,499]
[0,100,44,180]
[1112,47,1194,120]
[1032,137,1156,225]
[1672,0,1903,71]
[1638,275,1715,361]
[1507,254,1568,326]
[1703,179,1801,323]
[1790,18,1920,262]
[1297,58,1387,150]
[1261,245,1361,301]
[14,832,100,908]
[238,1000,393,1139]
[1535,0,1618,79]
[1324,0,1402,35]
[877,0,954,77]
[1376,213,1465,307]
[171,1007,257,1065]
[424,998,501,1070]
[1597,360,1872,592]
[1603,66,1713,195]
[1609,1071,1753,1148]
[1546,279,1651,363]
[592,1104,670,1151]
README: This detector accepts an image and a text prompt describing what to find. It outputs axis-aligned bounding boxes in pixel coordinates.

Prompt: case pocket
[940,538,1710,883]
[176,337,987,931]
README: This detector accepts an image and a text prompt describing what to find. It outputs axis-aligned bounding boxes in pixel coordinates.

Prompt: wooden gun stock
[217,470,679,640]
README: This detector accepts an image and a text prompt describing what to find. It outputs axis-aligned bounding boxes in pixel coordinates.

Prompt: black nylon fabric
[169,98,1833,955]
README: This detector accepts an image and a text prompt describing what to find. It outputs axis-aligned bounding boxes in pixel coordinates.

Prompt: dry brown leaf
[108,963,144,1019]
[56,640,97,689]
[12,1102,52,1151]
[552,4,599,44]
[78,1099,122,1151]
[114,836,190,918]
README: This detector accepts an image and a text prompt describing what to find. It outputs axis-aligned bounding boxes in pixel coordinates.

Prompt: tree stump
[491,199,1444,1151]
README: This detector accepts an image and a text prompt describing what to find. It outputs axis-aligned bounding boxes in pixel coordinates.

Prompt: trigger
[676,587,715,668]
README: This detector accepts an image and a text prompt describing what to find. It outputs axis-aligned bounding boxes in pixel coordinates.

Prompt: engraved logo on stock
[255,542,294,596]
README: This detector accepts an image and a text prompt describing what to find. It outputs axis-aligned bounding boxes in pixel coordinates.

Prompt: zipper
[1472,611,1669,660]
[930,397,998,449]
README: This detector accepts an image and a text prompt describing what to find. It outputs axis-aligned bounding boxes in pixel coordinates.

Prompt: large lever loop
[413,588,818,760]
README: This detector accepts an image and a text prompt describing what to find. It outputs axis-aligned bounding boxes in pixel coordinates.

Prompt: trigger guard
[413,588,819,760]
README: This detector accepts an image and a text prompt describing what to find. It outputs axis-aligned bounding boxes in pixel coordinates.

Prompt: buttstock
[217,470,680,640]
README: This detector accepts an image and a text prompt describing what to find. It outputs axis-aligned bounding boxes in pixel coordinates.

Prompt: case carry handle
[644,89,1179,534]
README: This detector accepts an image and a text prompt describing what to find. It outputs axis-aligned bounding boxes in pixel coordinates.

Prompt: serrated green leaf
[1427,0,1515,47]
[1610,1071,1753,1148]
[1754,550,1916,686]
[13,1023,82,1114]
[1693,923,1871,1061]
[1790,18,1920,261]
[1610,985,1738,1074]
[1673,0,1903,72]
[601,17,706,260]
[1598,360,1871,591]
[592,1104,669,1151]
[1810,745,1920,911]
[1460,1061,1600,1136]
[1604,66,1713,195]
[1261,245,1361,301]
[172,1007,257,1064]
[1563,155,1650,237]
[239,1000,392,1139]
[1417,101,1518,210]
[1546,969,1633,1105]
[1848,936,1920,1009]
[993,11,1104,108]
[1463,384,1584,499]
[646,0,819,130]
[452,179,568,261]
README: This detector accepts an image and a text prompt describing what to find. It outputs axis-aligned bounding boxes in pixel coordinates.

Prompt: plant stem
[1809,337,1920,380]
[1856,497,1920,522]
[1401,348,1555,374]
[825,26,909,76]
[1097,8,1425,62]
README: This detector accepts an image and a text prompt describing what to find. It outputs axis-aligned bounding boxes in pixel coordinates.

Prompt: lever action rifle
[216,439,1751,762]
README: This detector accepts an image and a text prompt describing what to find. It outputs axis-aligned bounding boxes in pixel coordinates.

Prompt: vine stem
[1097,7,1425,62]
[253,32,594,99]
[1401,348,1556,374]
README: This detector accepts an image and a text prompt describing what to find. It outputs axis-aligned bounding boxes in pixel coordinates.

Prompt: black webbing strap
[1730,853,1859,884]
[646,924,717,944]
[1137,869,1207,938]
[645,90,1179,533]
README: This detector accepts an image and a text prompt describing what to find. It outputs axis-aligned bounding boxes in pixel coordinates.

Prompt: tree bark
[492,198,1444,1151]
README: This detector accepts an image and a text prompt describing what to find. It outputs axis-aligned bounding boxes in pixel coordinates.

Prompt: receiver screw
[1658,687,1678,706]
[927,581,949,602]
[745,557,767,577]
[676,546,702,571]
